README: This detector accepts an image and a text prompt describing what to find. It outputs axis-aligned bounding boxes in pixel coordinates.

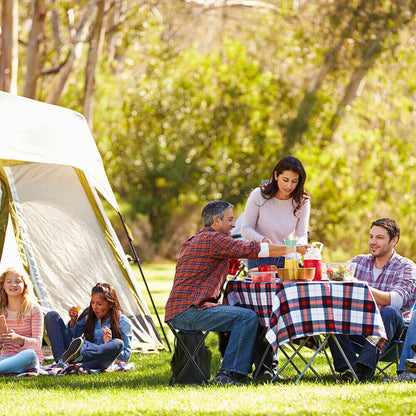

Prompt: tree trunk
[84,0,107,128]
[51,0,61,49]
[283,0,367,153]
[23,0,47,99]
[0,0,18,93]
[107,0,127,65]
[327,39,381,137]
[45,0,97,104]
[325,4,416,143]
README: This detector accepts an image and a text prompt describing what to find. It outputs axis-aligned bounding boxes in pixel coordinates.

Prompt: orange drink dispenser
[284,239,298,268]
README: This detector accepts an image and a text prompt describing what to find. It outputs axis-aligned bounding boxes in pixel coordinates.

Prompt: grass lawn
[1,263,416,415]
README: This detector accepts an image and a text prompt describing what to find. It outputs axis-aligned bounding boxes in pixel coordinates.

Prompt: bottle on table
[284,239,298,269]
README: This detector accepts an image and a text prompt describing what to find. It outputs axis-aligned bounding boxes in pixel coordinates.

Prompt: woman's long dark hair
[83,283,123,342]
[261,156,308,215]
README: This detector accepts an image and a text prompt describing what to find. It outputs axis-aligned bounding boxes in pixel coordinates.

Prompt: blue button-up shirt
[68,313,132,362]
[351,252,416,317]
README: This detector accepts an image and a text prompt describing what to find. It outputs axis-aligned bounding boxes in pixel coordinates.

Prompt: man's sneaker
[339,369,355,383]
[405,357,416,373]
[384,371,416,383]
[62,337,84,364]
[353,362,373,382]
[254,370,285,383]
[210,370,249,386]
[255,369,274,383]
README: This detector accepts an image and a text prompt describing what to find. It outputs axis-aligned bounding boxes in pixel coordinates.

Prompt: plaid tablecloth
[223,280,277,327]
[223,280,387,353]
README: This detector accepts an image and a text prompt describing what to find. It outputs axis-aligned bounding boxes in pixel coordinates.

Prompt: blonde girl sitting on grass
[0,267,43,374]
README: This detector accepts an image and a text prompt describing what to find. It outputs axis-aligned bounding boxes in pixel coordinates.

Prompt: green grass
[1,263,416,415]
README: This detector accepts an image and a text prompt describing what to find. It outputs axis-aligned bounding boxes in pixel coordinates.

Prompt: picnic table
[223,279,387,383]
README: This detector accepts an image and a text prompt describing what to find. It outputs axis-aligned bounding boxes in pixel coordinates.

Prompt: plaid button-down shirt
[165,227,261,321]
[351,252,416,317]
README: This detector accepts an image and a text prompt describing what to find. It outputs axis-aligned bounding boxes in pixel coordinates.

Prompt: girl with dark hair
[45,283,132,370]
[242,156,310,270]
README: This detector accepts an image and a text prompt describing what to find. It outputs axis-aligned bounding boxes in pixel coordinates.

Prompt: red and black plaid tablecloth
[223,280,387,353]
[223,280,278,327]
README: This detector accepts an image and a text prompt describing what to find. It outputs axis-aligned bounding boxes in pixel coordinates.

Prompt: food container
[322,262,357,281]
[248,265,278,274]
[250,271,277,283]
[277,268,315,282]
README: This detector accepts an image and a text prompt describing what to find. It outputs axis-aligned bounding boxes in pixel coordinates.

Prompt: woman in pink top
[0,267,43,374]
[241,156,310,381]
[242,156,310,271]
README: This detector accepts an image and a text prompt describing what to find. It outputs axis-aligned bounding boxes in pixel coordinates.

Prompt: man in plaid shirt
[165,200,307,385]
[329,218,416,382]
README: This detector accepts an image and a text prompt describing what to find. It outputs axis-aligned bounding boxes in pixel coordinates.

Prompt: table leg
[287,339,322,379]
[280,345,302,376]
[253,343,305,381]
[321,338,337,381]
[293,335,330,385]
[329,334,359,383]
[272,337,309,381]
[277,334,360,384]
[272,337,323,383]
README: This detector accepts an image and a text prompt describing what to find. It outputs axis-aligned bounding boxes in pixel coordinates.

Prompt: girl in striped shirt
[0,267,43,374]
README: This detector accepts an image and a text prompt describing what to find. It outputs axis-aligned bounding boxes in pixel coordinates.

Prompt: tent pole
[118,213,171,352]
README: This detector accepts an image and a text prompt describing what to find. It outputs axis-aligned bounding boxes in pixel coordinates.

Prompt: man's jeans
[329,306,404,378]
[45,310,124,369]
[398,312,416,372]
[169,305,258,375]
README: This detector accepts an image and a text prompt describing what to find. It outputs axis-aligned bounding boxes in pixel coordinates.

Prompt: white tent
[0,92,164,352]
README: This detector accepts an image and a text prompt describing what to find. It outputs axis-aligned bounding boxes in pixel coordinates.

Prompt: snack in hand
[0,315,8,335]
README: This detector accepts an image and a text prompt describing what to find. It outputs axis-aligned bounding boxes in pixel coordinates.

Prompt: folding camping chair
[375,301,416,377]
[375,327,406,377]
[347,326,407,379]
[167,321,212,385]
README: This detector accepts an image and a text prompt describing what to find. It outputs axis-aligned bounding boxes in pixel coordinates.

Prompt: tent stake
[118,213,171,352]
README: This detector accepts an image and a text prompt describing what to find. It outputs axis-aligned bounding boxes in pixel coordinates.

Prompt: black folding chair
[167,321,211,385]
[375,302,416,377]
[375,320,411,377]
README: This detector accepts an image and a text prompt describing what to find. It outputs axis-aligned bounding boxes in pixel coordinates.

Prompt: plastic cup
[228,259,241,276]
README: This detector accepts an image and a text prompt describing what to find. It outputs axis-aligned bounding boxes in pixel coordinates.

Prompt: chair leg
[375,342,402,378]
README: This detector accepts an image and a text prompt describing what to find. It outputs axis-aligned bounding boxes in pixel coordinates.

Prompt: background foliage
[1,0,416,261]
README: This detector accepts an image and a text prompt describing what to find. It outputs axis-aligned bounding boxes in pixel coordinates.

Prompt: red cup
[228,259,241,276]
